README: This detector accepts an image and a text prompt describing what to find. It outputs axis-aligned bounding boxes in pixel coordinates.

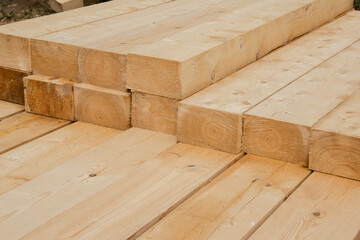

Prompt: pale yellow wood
[0,128,176,240]
[20,143,241,240]
[127,0,353,99]
[139,154,310,240]
[178,11,360,154]
[0,67,29,105]
[0,122,121,196]
[132,92,178,135]
[0,0,172,71]
[24,75,75,121]
[249,172,360,240]
[49,0,84,13]
[74,83,131,130]
[243,40,360,165]
[0,100,24,120]
[31,0,258,90]
[0,112,69,154]
[309,89,360,180]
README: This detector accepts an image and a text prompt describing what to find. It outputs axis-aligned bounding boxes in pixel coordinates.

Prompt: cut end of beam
[74,83,131,130]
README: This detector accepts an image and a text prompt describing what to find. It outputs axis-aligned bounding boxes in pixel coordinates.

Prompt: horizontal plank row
[178,10,360,153]
[0,0,172,71]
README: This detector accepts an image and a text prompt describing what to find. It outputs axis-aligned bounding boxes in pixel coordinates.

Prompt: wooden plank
[309,89,360,181]
[49,0,84,13]
[177,11,360,154]
[249,172,360,240]
[138,154,310,240]
[243,40,360,165]
[0,112,69,154]
[0,128,176,240]
[0,100,24,120]
[24,75,75,121]
[0,67,29,105]
[127,0,353,99]
[0,0,172,72]
[0,122,121,196]
[74,83,130,129]
[132,92,178,134]
[19,143,242,240]
[31,0,258,91]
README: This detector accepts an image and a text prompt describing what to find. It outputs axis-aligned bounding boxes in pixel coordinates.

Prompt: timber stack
[0,0,360,238]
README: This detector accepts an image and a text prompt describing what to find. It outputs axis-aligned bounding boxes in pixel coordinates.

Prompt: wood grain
[249,172,360,240]
[0,100,24,120]
[127,0,353,99]
[0,112,69,154]
[177,11,360,154]
[24,75,75,121]
[0,122,121,195]
[139,154,310,240]
[310,89,360,180]
[0,67,28,105]
[32,0,256,89]
[243,40,360,165]
[20,143,242,240]
[74,83,131,129]
[132,92,178,134]
[0,0,172,71]
[0,128,176,240]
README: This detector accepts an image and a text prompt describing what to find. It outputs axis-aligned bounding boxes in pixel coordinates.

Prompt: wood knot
[312,212,320,217]
[89,173,97,177]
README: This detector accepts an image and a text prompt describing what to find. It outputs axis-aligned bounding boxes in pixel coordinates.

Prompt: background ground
[0,0,110,25]
[0,0,359,26]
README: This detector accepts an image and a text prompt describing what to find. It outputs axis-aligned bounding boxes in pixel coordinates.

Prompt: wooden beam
[0,128,176,240]
[31,0,257,90]
[132,92,178,135]
[0,112,69,154]
[24,75,75,121]
[0,67,29,105]
[0,100,24,120]
[0,122,121,196]
[16,143,242,240]
[138,154,310,240]
[309,89,360,181]
[249,172,360,240]
[0,0,172,72]
[127,0,353,99]
[49,0,84,13]
[177,11,360,154]
[243,40,360,165]
[74,83,131,130]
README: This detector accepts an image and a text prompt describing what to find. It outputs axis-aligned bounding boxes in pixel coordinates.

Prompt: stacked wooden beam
[0,0,351,130]
[0,0,171,105]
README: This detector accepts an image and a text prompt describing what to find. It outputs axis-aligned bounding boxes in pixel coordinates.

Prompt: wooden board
[309,89,360,181]
[0,112,69,154]
[0,67,29,105]
[31,0,258,90]
[127,0,353,99]
[0,0,172,72]
[139,154,310,240]
[49,0,84,13]
[249,172,360,240]
[177,11,360,154]
[24,75,75,121]
[0,100,24,120]
[243,40,360,165]
[18,143,242,240]
[74,83,131,129]
[0,128,176,240]
[132,92,178,134]
[0,122,121,195]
